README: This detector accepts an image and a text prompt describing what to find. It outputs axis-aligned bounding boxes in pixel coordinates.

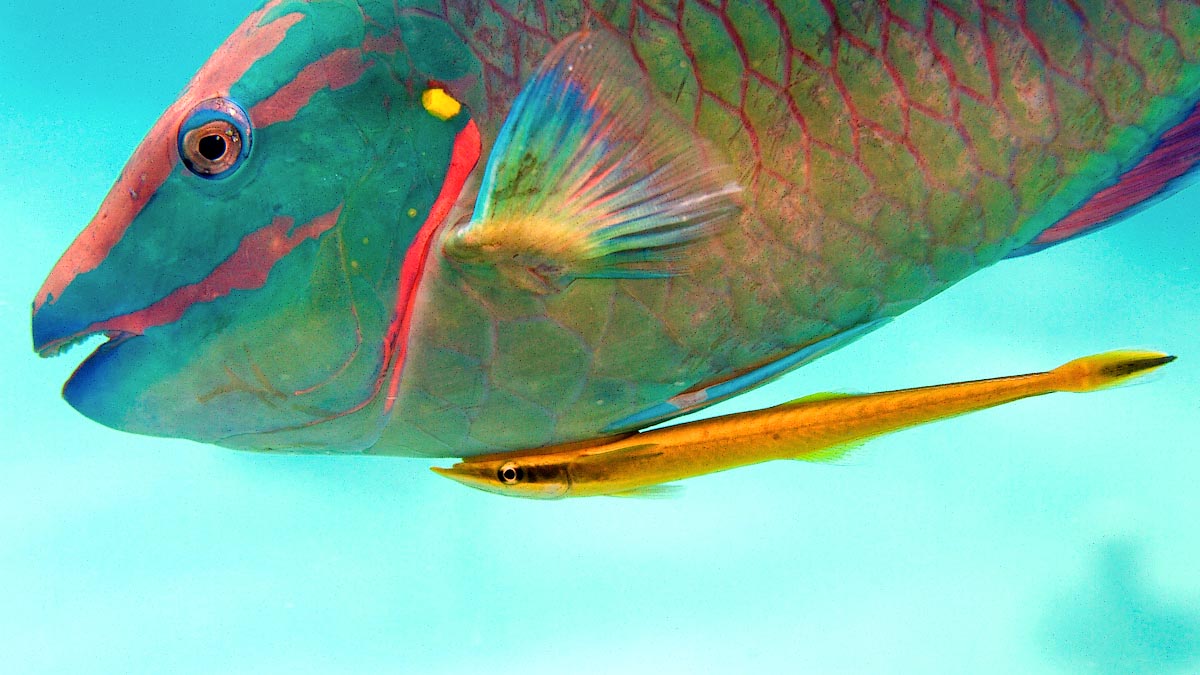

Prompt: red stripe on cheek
[251,48,373,127]
[34,4,304,311]
[276,121,480,429]
[384,121,482,411]
[83,206,342,336]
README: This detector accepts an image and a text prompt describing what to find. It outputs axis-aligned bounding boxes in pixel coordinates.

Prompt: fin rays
[444,30,742,291]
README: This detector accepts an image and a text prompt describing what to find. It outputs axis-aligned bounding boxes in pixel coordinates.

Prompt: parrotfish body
[31,1,1200,457]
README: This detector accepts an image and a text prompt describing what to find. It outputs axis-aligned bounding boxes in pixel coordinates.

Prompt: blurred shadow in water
[1041,540,1200,674]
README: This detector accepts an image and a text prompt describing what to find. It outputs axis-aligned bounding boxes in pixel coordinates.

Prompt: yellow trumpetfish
[432,351,1174,499]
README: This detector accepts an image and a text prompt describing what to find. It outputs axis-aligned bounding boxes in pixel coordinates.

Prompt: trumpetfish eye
[498,462,524,485]
[178,97,252,179]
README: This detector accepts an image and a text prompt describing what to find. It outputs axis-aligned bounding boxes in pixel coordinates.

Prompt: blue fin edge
[602,318,890,432]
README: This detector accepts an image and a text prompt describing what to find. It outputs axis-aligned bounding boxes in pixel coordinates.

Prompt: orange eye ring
[181,120,243,176]
[177,97,252,179]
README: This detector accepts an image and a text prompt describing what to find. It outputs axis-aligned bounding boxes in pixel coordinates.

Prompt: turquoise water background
[2,3,1198,673]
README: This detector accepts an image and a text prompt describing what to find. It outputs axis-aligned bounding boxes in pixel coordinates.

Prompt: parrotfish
[31,1,1200,459]
[432,351,1175,498]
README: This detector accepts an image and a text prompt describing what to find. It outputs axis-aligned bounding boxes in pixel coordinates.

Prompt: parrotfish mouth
[32,297,146,430]
[32,207,151,362]
[32,288,137,361]
[34,328,133,360]
[32,308,147,421]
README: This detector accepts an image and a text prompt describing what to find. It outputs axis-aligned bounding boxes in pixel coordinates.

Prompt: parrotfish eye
[497,462,525,485]
[177,97,252,179]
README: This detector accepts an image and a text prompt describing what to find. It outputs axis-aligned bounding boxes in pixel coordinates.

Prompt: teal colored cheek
[62,99,468,444]
[62,236,366,442]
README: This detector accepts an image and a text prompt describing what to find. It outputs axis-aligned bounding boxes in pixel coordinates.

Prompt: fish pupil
[198,134,227,161]
[498,463,524,484]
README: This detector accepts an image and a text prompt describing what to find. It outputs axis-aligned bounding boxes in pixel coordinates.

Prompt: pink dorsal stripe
[1030,103,1200,249]
[81,206,342,337]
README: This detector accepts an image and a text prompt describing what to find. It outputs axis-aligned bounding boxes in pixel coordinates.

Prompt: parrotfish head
[32,0,483,451]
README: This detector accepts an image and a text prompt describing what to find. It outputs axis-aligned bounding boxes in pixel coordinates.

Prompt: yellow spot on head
[362,237,369,246]
[407,208,419,218]
[422,88,462,121]
[351,260,360,270]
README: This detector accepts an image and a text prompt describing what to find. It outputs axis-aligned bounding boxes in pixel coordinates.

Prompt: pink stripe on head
[72,206,342,338]
[251,48,374,127]
[35,0,304,311]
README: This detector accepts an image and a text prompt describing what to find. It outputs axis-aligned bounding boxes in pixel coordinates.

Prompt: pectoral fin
[575,443,663,464]
[607,484,684,499]
[443,30,742,293]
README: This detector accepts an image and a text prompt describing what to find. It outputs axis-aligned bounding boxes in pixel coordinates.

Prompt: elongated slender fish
[432,351,1175,498]
[30,1,1200,459]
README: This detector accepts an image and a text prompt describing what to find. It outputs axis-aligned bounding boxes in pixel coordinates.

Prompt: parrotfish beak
[32,170,161,358]
[31,142,179,436]
[31,0,288,360]
[28,82,230,431]
[31,155,187,429]
[28,0,376,445]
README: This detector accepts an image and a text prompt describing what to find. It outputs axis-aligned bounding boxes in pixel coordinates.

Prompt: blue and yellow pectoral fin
[443,30,742,293]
